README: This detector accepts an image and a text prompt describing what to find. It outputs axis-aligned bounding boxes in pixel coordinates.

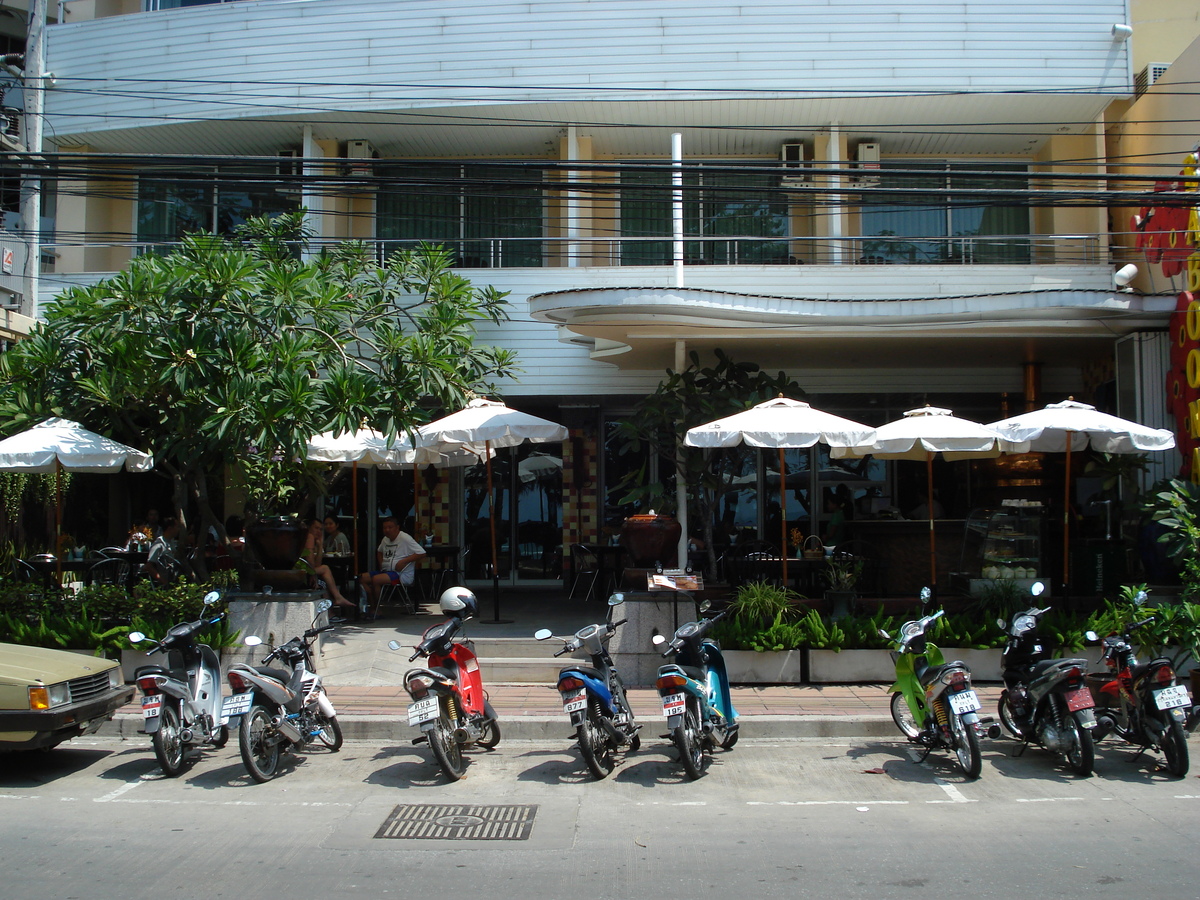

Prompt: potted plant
[823,554,865,619]
[712,579,807,683]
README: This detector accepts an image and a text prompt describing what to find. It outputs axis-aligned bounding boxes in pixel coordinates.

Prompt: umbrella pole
[926,452,937,601]
[413,464,421,538]
[779,448,788,586]
[352,460,359,582]
[55,459,63,585]
[1062,437,1073,599]
[484,441,509,623]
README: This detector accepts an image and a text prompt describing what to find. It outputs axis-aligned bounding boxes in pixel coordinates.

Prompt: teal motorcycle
[652,599,739,779]
[880,590,997,779]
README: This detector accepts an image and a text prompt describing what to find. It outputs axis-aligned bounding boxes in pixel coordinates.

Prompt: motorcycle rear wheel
[428,706,465,781]
[950,712,982,779]
[675,697,705,780]
[889,692,921,740]
[578,715,616,780]
[1059,702,1095,777]
[152,702,186,777]
[314,713,343,751]
[239,704,281,783]
[997,690,1029,741]
[1161,717,1190,777]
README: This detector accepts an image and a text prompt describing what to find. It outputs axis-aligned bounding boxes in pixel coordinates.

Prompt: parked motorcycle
[129,590,239,776]
[224,599,343,783]
[388,587,500,782]
[651,598,739,780]
[996,584,1097,776]
[1089,614,1191,777]
[880,590,995,779]
[534,591,641,779]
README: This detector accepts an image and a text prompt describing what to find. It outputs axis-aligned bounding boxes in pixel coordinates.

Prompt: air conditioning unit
[1135,62,1170,96]
[277,149,301,177]
[780,141,810,185]
[345,139,378,175]
[851,141,881,185]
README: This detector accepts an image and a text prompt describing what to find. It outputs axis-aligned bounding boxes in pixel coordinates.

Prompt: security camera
[1114,263,1138,291]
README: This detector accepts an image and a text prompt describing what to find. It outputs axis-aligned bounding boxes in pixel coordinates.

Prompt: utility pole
[20,0,47,319]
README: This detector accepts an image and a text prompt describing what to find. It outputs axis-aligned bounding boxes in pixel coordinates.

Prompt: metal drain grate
[374,804,538,841]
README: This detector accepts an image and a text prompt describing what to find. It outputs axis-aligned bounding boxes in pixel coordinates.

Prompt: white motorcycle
[130,590,242,776]
[225,600,343,783]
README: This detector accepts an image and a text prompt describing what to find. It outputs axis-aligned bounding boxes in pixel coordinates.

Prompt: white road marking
[1015,797,1086,803]
[747,800,908,806]
[95,775,154,803]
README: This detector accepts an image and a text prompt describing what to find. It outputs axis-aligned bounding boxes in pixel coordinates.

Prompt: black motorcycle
[996,591,1097,776]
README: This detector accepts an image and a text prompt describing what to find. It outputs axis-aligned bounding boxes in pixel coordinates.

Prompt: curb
[100,712,900,742]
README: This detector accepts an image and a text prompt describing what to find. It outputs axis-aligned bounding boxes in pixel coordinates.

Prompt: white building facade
[31,0,1196,587]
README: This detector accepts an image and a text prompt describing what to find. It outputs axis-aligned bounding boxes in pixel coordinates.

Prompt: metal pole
[672,132,683,288]
[20,0,47,318]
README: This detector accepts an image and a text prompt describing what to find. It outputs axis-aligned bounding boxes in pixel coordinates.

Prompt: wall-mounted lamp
[1114,263,1138,291]
[1111,24,1133,41]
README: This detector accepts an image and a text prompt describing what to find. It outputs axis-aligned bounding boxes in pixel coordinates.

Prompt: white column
[675,339,689,568]
[672,133,684,287]
[566,126,580,267]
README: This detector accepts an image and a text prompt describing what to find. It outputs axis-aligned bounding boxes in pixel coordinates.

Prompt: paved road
[1,734,1196,900]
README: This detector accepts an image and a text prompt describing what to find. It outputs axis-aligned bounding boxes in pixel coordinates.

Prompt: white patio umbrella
[0,418,154,581]
[684,397,876,584]
[417,398,568,621]
[306,428,489,575]
[988,398,1176,592]
[834,406,1029,595]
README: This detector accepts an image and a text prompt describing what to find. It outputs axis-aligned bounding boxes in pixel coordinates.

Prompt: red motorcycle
[388,587,500,781]
[1090,615,1190,777]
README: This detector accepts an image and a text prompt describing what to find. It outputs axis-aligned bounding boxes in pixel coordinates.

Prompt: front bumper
[0,686,136,751]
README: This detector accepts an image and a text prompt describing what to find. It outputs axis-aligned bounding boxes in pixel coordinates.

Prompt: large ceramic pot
[244,517,307,569]
[620,513,682,568]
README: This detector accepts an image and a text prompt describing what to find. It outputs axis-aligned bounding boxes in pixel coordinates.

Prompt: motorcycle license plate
[220,691,253,722]
[561,688,586,714]
[1063,685,1095,712]
[140,695,161,719]
[947,690,981,715]
[662,692,686,717]
[407,696,439,726]
[1153,684,1190,710]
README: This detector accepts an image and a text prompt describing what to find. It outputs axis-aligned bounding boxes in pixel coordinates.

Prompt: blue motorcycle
[652,599,739,779]
[535,592,641,779]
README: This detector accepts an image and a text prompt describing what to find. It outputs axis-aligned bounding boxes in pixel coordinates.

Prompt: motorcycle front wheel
[889,692,921,740]
[239,704,281,783]
[950,712,983,780]
[314,713,343,751]
[577,714,616,780]
[1161,716,1190,777]
[152,702,186,777]
[675,697,705,780]
[428,704,465,781]
[476,700,501,749]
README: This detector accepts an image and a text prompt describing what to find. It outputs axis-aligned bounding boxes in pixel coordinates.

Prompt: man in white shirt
[358,516,425,613]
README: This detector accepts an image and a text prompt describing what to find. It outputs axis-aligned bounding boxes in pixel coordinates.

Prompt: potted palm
[823,554,865,619]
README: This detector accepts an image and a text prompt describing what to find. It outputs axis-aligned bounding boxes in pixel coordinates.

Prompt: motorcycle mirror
[651,633,667,647]
[607,592,625,607]
[1084,630,1100,643]
[202,590,221,606]
[534,628,554,641]
[244,635,263,647]
[1030,581,1046,597]
[996,618,1006,629]
[315,599,332,613]
[129,631,145,644]
[919,586,931,603]
[1135,590,1148,605]
[387,640,401,651]
[698,599,712,613]
[877,628,890,640]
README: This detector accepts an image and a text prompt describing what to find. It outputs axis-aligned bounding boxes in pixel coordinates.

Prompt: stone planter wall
[724,649,804,684]
[806,647,1004,684]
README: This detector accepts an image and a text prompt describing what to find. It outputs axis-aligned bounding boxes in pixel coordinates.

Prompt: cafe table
[22,555,93,590]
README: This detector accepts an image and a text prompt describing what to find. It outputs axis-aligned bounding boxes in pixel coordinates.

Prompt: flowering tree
[0,213,517,570]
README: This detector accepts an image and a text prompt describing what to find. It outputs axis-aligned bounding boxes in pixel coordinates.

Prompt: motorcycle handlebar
[611,618,627,629]
[554,646,571,657]
[1129,616,1156,632]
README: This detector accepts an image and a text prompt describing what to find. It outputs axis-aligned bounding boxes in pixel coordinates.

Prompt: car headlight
[29,682,70,710]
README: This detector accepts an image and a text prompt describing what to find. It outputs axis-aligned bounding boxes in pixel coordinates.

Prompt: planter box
[807,647,1004,684]
[724,649,804,684]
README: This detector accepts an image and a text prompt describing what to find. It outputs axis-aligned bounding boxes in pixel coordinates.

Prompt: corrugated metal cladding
[46,0,1130,130]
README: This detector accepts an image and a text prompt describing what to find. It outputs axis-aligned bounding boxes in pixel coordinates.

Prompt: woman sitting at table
[322,515,351,555]
[298,519,356,614]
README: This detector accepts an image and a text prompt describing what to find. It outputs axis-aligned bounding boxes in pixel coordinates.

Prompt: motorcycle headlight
[1011,615,1036,636]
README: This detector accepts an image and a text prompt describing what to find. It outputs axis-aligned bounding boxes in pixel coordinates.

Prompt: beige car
[0,642,135,751]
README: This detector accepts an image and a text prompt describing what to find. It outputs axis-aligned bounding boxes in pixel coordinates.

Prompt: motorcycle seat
[561,665,604,681]
[253,666,293,684]
[679,665,706,682]
[133,664,170,679]
[916,661,966,686]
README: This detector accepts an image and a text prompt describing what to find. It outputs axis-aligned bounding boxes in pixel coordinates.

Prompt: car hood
[0,642,118,686]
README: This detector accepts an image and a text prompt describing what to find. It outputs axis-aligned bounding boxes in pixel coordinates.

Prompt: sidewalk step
[479,657,564,684]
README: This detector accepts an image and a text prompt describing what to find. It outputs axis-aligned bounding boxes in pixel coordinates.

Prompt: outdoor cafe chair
[568,543,601,602]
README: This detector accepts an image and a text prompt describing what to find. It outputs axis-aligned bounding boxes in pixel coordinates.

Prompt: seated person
[298,519,356,614]
[143,516,183,586]
[359,516,426,611]
[322,515,351,555]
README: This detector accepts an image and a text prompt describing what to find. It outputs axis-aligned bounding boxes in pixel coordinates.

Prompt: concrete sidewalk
[105,682,1005,741]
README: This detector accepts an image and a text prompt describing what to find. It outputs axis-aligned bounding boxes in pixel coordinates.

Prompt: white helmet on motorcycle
[439,586,478,619]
